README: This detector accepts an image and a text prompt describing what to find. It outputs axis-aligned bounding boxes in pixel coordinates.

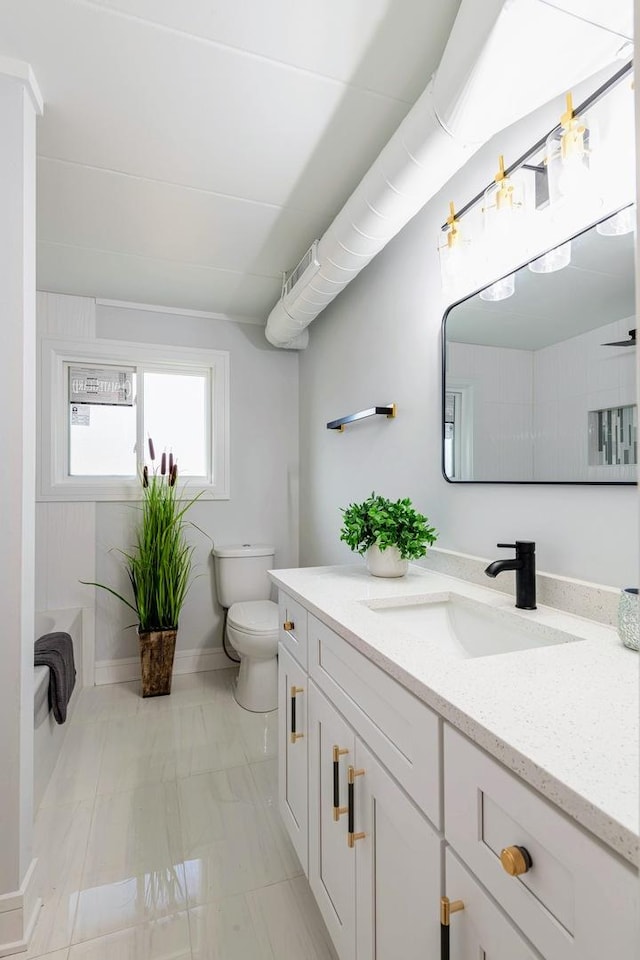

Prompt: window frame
[39,337,230,501]
[443,379,474,481]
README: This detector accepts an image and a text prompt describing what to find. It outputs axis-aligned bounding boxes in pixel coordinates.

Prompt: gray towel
[34,632,76,724]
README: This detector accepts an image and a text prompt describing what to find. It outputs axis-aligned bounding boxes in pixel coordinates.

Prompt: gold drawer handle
[500,845,533,877]
[283,620,295,631]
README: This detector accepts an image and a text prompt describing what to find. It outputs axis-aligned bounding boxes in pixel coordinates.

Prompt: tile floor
[28,669,337,960]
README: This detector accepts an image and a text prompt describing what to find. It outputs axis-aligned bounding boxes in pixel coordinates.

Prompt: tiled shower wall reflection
[588,404,637,467]
[533,318,636,482]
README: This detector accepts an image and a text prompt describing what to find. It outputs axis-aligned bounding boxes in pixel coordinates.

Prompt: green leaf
[339,492,438,561]
[80,471,203,630]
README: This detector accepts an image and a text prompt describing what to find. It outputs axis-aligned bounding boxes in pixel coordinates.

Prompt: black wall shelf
[327,404,397,432]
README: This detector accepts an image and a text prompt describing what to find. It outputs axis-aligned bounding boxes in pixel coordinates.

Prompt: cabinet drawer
[444,725,638,960]
[309,613,441,828]
[445,849,540,959]
[278,590,308,669]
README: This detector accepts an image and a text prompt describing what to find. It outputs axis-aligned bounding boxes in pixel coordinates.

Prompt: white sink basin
[363,593,581,659]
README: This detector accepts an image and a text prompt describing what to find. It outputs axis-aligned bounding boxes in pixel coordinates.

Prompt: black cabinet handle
[440,897,464,960]
[332,745,348,820]
[347,765,365,847]
[290,686,304,744]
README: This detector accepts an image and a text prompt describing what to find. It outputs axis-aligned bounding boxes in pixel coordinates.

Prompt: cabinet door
[354,739,443,960]
[444,725,639,960]
[279,590,308,668]
[309,683,357,960]
[444,850,540,960]
[278,643,308,874]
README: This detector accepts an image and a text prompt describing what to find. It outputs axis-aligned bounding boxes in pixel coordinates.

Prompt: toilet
[212,544,279,712]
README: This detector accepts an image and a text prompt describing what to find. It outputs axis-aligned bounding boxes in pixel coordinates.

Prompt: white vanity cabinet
[275,587,639,960]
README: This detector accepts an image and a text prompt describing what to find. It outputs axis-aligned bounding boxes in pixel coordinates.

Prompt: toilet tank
[213,544,275,607]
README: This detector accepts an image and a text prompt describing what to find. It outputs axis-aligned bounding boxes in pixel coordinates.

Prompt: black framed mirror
[442,205,637,484]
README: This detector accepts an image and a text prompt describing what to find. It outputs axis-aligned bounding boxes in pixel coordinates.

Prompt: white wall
[298,101,638,588]
[0,62,40,948]
[36,294,299,673]
[36,293,97,687]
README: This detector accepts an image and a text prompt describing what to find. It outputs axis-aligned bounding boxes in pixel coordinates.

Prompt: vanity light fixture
[436,61,632,294]
[528,240,572,273]
[596,205,635,236]
[546,92,596,203]
[479,273,515,302]
[438,62,630,237]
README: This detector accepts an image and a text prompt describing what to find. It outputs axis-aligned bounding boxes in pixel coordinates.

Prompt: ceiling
[0,0,461,321]
[446,218,636,350]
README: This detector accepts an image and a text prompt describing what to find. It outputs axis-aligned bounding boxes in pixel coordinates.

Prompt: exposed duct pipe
[265,0,630,349]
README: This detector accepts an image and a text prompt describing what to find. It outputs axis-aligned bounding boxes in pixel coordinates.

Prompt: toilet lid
[227,600,279,636]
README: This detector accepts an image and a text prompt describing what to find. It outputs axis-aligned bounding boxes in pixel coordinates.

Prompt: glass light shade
[546,111,597,204]
[596,206,635,236]
[438,220,471,289]
[483,170,527,239]
[528,240,571,273]
[479,274,515,301]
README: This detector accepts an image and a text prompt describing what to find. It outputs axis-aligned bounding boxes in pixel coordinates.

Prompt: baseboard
[94,646,233,686]
[81,605,95,689]
[0,859,42,957]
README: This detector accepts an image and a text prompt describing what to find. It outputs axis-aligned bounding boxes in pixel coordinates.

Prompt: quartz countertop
[269,563,639,866]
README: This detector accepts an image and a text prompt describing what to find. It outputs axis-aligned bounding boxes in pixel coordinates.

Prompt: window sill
[37,481,229,503]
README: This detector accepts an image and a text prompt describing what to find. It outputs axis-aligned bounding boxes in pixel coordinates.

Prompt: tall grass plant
[83,442,200,630]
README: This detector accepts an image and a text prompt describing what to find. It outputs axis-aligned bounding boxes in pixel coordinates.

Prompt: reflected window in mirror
[442,206,637,485]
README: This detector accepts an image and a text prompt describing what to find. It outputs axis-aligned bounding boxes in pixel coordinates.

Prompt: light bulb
[479,274,515,301]
[529,240,571,273]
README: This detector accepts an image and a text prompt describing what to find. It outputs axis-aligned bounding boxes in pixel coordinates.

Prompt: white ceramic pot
[365,544,408,578]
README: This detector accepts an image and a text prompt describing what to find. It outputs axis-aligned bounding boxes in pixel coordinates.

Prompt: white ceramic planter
[366,544,408,578]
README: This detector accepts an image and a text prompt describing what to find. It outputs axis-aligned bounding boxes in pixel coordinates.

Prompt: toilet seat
[227,600,279,637]
[225,600,279,712]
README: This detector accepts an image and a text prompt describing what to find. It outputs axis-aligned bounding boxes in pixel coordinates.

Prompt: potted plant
[83,440,201,697]
[339,492,438,578]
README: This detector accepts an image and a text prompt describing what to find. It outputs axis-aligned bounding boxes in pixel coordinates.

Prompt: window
[39,338,229,501]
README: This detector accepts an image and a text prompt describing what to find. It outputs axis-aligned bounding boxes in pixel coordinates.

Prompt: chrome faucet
[485,541,537,610]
